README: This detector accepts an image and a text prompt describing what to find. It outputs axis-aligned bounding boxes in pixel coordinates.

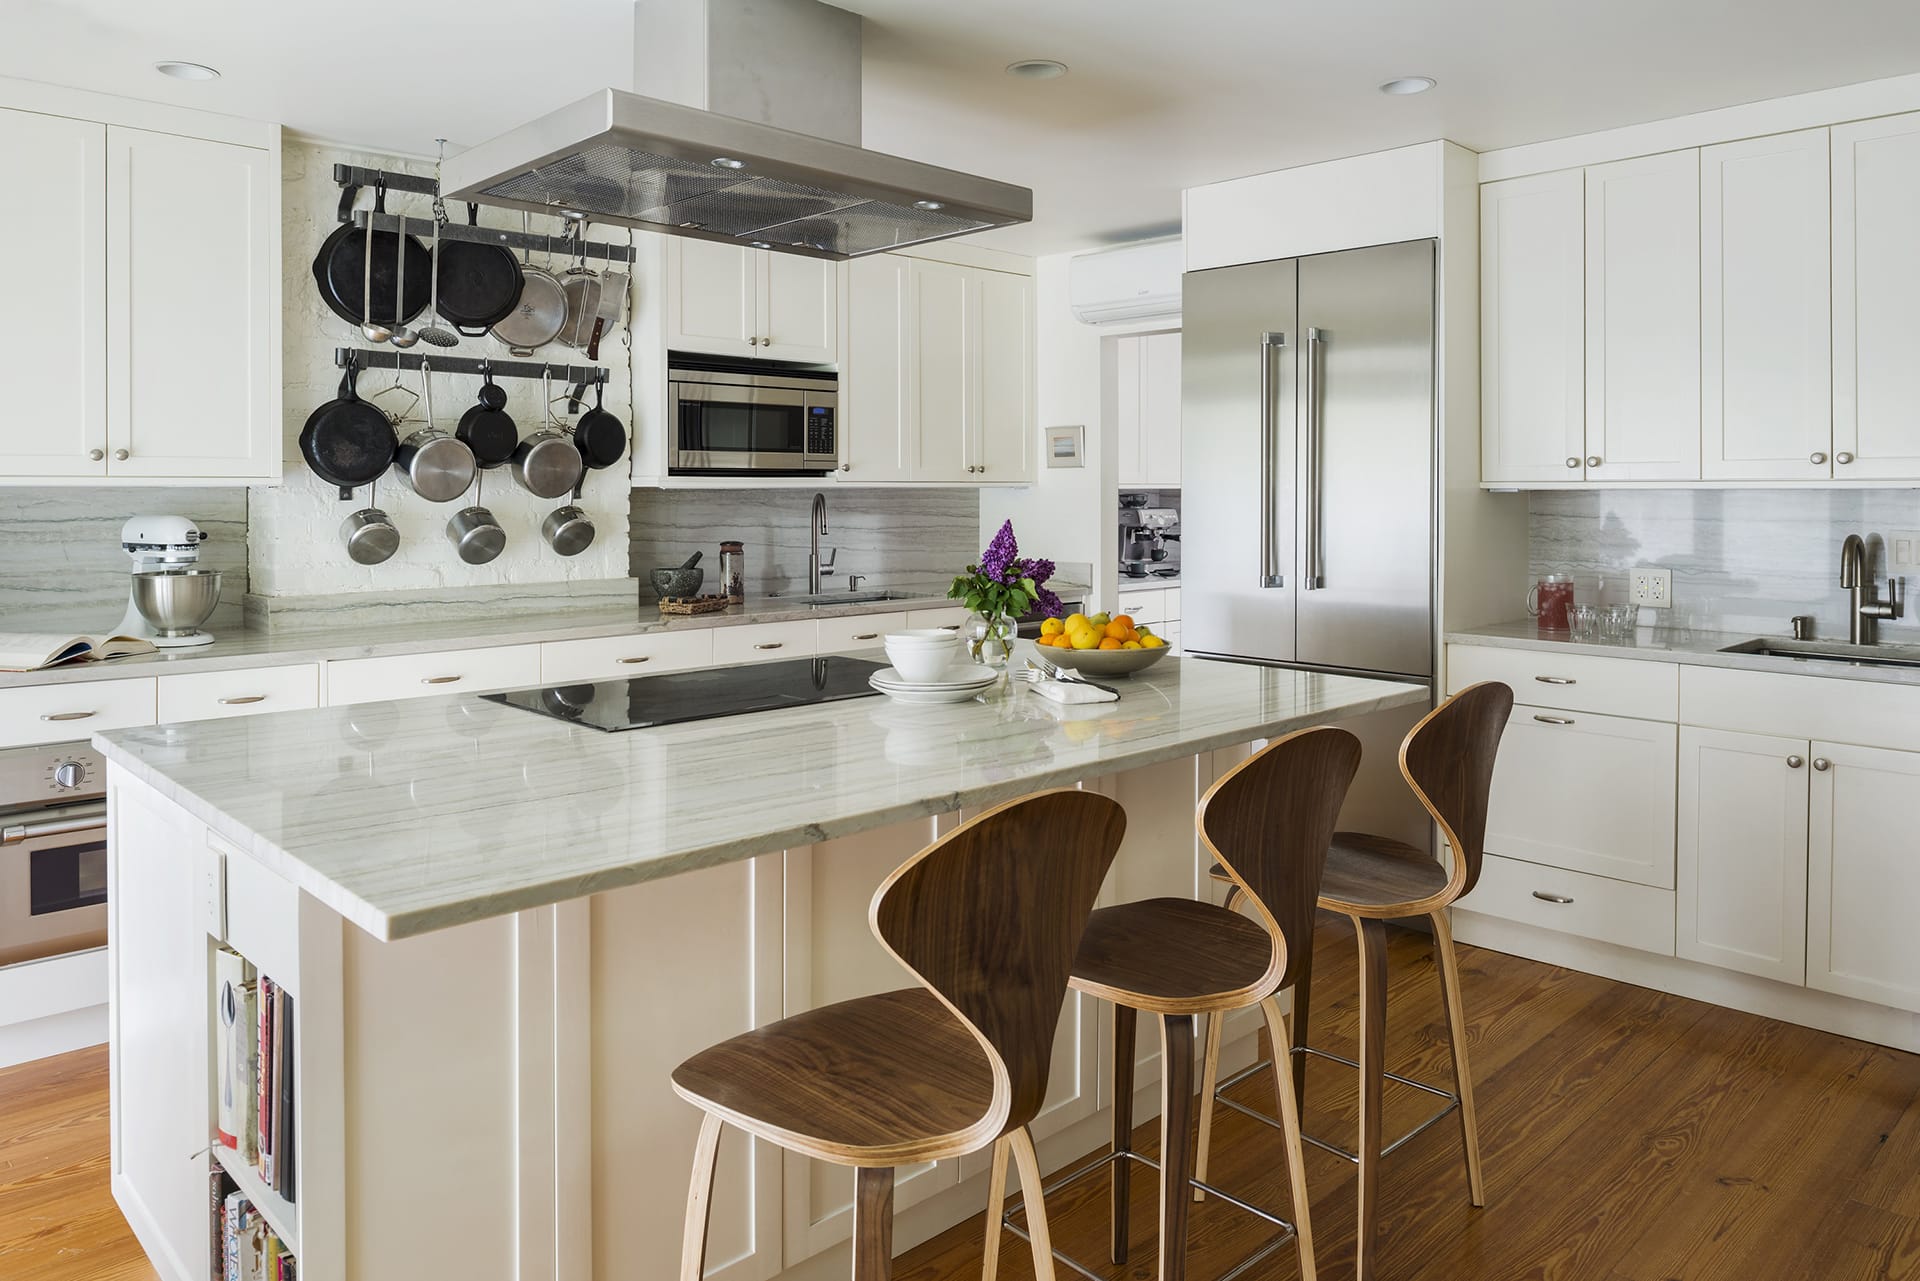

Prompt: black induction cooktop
[482,656,889,732]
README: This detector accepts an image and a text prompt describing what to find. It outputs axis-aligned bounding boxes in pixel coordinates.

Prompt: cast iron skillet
[434,203,524,337]
[311,181,431,330]
[456,363,520,469]
[300,356,397,498]
[572,380,627,470]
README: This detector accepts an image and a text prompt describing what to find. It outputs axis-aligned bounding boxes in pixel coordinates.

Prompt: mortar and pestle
[649,550,706,599]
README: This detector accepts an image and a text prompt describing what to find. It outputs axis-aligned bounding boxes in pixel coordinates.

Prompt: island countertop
[94,649,1424,942]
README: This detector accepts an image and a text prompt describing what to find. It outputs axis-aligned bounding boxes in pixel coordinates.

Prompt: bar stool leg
[682,1113,725,1281]
[1290,942,1314,1114]
[1008,1128,1059,1281]
[1191,1009,1226,1202]
[1353,917,1388,1281]
[1430,909,1485,1207]
[982,1136,1010,1281]
[1158,1013,1197,1281]
[852,1167,895,1281]
[1111,1003,1137,1264]
[1258,996,1317,1281]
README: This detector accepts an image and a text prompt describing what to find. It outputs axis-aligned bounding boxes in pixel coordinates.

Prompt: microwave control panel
[805,406,836,456]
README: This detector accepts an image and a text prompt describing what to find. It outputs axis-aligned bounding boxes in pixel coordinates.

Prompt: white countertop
[1447,620,1920,687]
[94,647,1423,942]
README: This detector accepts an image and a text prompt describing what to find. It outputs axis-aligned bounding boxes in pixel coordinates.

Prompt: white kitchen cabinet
[1115,332,1183,488]
[1584,149,1701,481]
[156,664,320,724]
[973,268,1034,482]
[1675,727,1809,985]
[666,239,837,364]
[815,612,907,653]
[1701,130,1832,481]
[904,607,968,633]
[1113,586,1167,628]
[0,677,156,749]
[323,644,541,705]
[1832,111,1920,480]
[1480,169,1587,485]
[1466,852,1676,956]
[838,254,910,481]
[1483,706,1677,887]
[1807,741,1920,1011]
[710,620,817,665]
[538,630,715,684]
[909,258,973,481]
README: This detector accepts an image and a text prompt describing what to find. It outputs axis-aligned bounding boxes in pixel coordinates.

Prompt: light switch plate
[1629,566,1672,609]
[1888,532,1920,570]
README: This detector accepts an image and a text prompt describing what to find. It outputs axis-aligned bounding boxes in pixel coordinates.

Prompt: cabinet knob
[1836,452,1854,465]
[840,463,850,472]
[1810,452,1828,465]
[1585,455,1602,468]
[114,448,129,461]
[1565,457,1581,469]
[88,448,104,461]
[1813,757,1831,772]
[1787,754,1804,769]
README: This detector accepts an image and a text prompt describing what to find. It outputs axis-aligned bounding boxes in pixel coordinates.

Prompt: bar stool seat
[672,988,995,1163]
[1070,898,1273,1012]
[1221,832,1453,915]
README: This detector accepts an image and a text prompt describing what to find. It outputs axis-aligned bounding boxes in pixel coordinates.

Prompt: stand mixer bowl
[131,569,222,637]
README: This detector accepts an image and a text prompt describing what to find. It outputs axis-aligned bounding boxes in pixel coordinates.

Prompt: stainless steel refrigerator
[1181,239,1437,846]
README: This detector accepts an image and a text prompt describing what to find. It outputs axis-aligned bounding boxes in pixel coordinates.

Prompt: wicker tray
[658,594,733,616]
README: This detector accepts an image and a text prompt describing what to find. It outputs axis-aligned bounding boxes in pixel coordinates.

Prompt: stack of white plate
[869,664,1000,705]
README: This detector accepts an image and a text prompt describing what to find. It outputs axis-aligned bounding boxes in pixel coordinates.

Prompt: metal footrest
[1002,1146,1299,1281]
[1213,1045,1460,1165]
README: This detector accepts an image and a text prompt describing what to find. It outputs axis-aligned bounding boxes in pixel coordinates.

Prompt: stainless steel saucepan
[392,360,477,503]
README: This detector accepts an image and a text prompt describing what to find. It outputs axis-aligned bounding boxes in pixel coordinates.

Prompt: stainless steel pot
[511,368,585,498]
[340,507,399,564]
[541,504,595,556]
[492,227,567,356]
[391,362,476,502]
[445,505,506,564]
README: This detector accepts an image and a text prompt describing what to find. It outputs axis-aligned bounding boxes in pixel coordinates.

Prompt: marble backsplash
[631,488,982,595]
[1530,489,1920,640]
[0,488,250,630]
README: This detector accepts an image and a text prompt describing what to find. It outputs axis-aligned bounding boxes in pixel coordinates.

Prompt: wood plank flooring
[2,919,1915,1280]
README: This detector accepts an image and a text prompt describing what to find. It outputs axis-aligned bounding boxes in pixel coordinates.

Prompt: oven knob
[53,761,85,789]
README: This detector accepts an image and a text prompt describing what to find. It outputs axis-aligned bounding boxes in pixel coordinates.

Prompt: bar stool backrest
[1400,681,1514,902]
[1199,726,1363,993]
[870,788,1127,1142]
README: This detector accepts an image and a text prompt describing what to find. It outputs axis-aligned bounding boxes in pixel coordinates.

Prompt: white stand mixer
[118,516,220,648]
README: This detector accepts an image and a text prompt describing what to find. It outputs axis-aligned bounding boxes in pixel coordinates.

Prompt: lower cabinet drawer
[324,644,542,705]
[1114,589,1166,627]
[1462,853,1675,956]
[818,612,909,653]
[539,630,715,683]
[712,621,818,665]
[904,607,968,634]
[1446,643,1678,720]
[0,677,156,748]
[157,664,320,724]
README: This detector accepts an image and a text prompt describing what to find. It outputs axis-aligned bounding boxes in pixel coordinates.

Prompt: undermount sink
[764,590,923,606]
[1719,637,1920,670]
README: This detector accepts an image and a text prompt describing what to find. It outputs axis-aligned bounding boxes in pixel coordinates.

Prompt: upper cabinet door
[1113,335,1144,487]
[1807,741,1920,1012]
[1585,150,1701,481]
[0,109,106,478]
[1141,331,1183,487]
[1480,170,1586,485]
[1833,112,1920,480]
[666,239,758,358]
[974,268,1034,484]
[907,259,972,482]
[758,253,838,364]
[840,255,909,482]
[106,128,275,479]
[1701,130,1832,481]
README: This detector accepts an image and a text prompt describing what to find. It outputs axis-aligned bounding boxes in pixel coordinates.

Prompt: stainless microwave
[669,357,839,475]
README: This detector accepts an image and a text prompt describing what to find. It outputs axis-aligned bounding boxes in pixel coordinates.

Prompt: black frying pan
[434,203,524,337]
[312,182,431,329]
[573,380,626,470]
[300,357,397,498]
[456,364,519,469]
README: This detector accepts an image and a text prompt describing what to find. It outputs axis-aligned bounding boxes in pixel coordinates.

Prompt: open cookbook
[0,632,157,672]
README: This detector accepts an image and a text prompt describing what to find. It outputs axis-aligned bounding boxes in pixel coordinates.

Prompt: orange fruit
[1104,619,1130,641]
[1111,614,1134,631]
[1098,637,1123,650]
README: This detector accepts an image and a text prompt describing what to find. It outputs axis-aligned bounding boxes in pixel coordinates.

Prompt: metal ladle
[389,213,419,349]
[360,181,391,343]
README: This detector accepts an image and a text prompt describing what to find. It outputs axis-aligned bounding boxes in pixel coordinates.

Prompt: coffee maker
[1118,494,1181,580]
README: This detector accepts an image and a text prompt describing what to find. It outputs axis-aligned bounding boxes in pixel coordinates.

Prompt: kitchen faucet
[809,492,829,594]
[1839,533,1905,645]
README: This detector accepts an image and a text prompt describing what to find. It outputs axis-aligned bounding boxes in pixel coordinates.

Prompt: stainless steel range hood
[439,0,1032,260]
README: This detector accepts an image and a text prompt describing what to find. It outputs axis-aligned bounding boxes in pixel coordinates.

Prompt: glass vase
[965,611,1017,667]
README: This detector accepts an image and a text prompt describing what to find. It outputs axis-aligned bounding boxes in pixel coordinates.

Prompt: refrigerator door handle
[1303,326,1325,590]
[1259,331,1287,589]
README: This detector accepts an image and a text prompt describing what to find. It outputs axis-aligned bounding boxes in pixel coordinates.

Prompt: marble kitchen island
[94,646,1424,1281]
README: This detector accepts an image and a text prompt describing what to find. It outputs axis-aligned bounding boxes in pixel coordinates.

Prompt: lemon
[1122,640,1142,650]
[1069,626,1101,651]
[1140,634,1167,649]
[1039,617,1065,638]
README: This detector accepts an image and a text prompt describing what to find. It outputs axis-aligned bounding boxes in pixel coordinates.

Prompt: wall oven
[0,743,108,968]
[669,355,839,476]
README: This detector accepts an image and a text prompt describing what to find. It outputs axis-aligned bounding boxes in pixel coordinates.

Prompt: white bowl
[884,635,963,683]
[882,628,962,646]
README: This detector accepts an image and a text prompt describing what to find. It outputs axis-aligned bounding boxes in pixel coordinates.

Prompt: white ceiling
[8,0,1920,256]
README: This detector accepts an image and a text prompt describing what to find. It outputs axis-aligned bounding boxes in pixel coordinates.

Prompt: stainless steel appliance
[1182,239,1438,845]
[118,515,220,648]
[1119,497,1181,580]
[670,357,839,476]
[484,656,886,731]
[0,742,108,967]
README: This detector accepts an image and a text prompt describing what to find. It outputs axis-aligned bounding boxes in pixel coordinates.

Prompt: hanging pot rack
[331,163,639,265]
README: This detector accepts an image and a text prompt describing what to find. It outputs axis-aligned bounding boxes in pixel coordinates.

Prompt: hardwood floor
[3,919,1916,1281]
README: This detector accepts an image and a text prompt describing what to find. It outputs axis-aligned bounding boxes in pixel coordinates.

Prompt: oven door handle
[1,803,108,846]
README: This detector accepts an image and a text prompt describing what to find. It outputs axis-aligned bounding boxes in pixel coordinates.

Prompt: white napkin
[1031,679,1119,705]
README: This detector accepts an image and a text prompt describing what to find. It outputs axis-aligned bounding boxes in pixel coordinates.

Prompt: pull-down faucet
[809,492,829,594]
[1840,533,1906,645]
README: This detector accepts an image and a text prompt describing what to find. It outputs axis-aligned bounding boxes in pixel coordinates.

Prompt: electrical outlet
[1889,532,1920,570]
[1629,566,1673,609]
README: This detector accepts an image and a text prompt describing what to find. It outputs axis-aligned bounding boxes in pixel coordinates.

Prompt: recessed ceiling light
[1379,76,1436,96]
[1005,59,1068,80]
[711,156,747,170]
[154,61,220,82]
[913,200,946,211]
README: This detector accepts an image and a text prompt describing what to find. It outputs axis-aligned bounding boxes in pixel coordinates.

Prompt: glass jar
[966,611,1017,667]
[719,541,745,604]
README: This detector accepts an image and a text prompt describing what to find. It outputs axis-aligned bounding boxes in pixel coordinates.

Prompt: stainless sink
[764,590,924,606]
[1719,637,1920,670]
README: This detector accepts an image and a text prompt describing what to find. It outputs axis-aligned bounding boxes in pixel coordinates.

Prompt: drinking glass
[1566,604,1600,642]
[1600,603,1637,642]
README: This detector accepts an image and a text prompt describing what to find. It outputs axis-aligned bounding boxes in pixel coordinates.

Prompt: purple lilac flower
[1034,585,1065,618]
[979,520,1018,581]
[1016,556,1055,587]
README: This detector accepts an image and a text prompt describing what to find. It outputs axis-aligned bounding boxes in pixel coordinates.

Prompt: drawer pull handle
[216,696,266,706]
[1531,890,1575,905]
[1533,714,1575,725]
[851,632,881,641]
[1534,676,1576,685]
[1786,754,1804,769]
[753,642,784,651]
[616,656,650,665]
[40,711,96,722]
[421,675,463,685]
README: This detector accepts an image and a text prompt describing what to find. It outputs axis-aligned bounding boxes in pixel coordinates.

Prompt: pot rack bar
[334,348,612,386]
[332,163,639,265]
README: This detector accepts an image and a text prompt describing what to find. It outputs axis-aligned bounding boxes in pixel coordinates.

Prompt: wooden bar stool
[672,789,1127,1281]
[1194,681,1514,1281]
[999,727,1362,1281]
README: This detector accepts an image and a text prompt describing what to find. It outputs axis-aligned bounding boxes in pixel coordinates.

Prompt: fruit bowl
[1037,644,1172,678]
